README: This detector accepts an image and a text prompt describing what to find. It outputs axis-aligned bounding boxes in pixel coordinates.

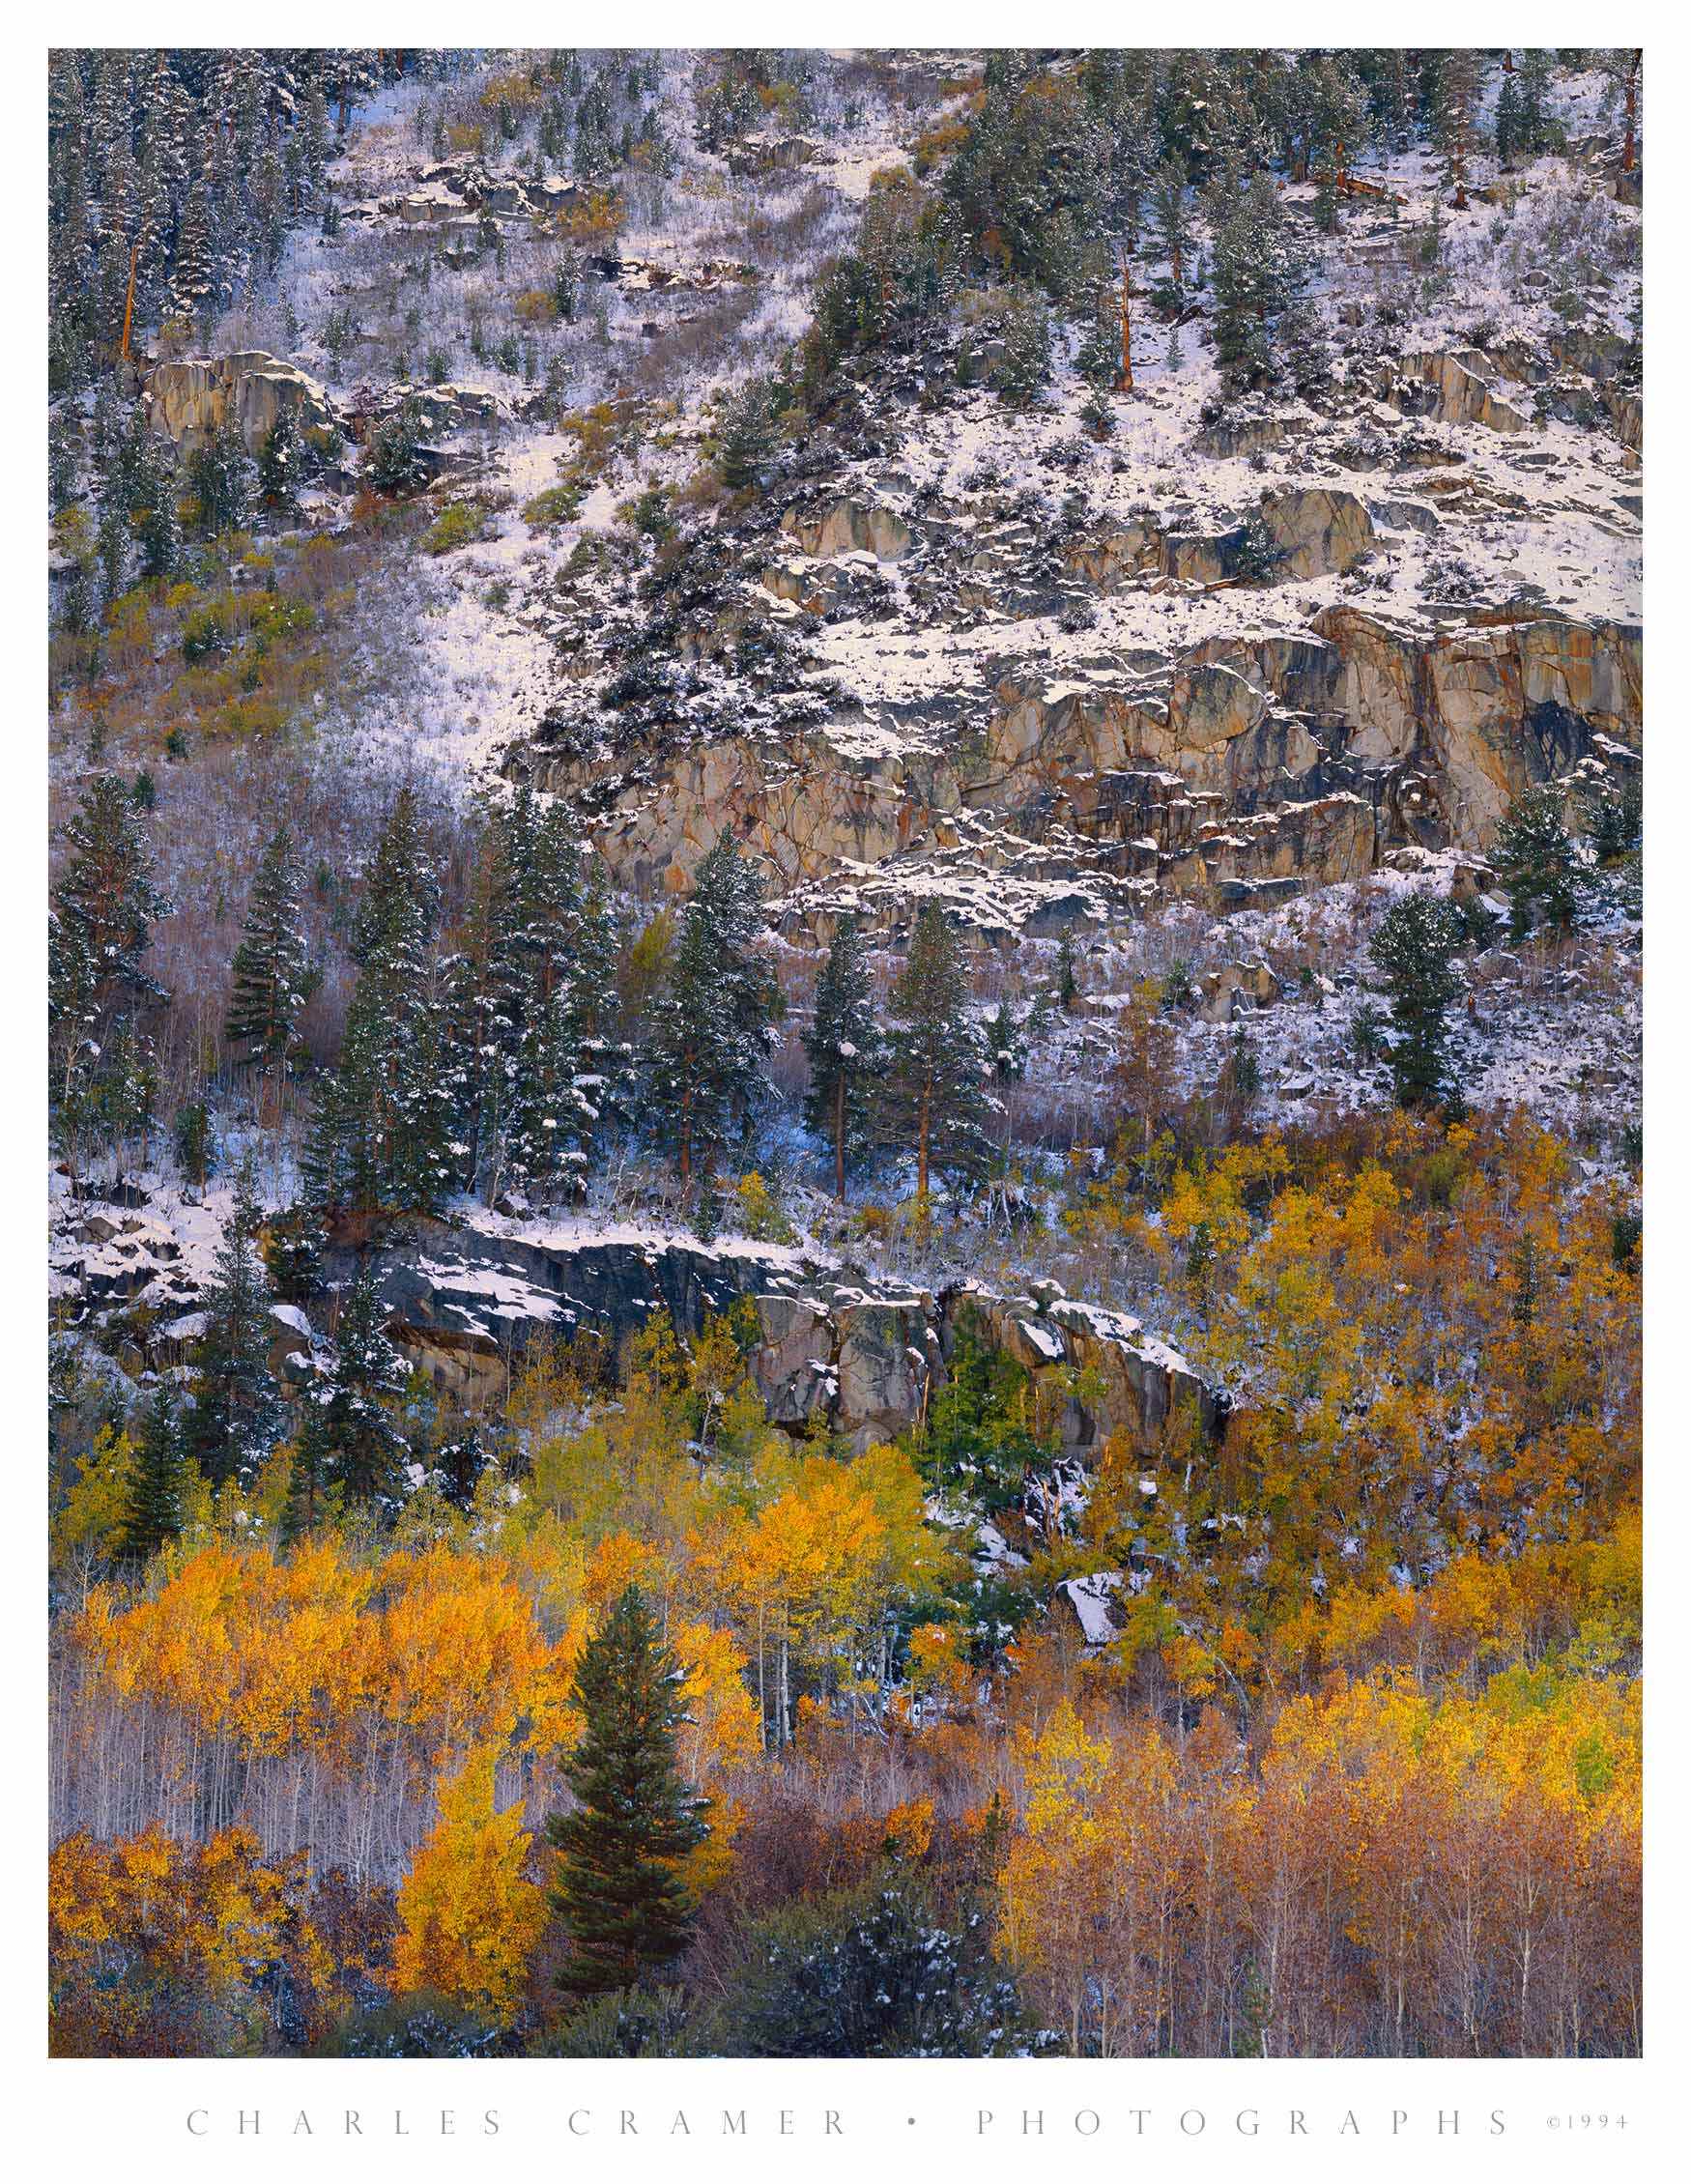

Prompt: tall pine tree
[882,904,992,1197]
[185,1159,284,1490]
[225,826,312,1087]
[119,1380,188,1564]
[1370,891,1466,1110]
[647,838,780,1191]
[803,918,881,1200]
[307,790,452,1218]
[544,1586,709,2000]
[320,1264,409,1509]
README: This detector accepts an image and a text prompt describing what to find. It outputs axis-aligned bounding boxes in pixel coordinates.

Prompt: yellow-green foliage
[736,1173,795,1246]
[420,501,491,556]
[522,481,585,532]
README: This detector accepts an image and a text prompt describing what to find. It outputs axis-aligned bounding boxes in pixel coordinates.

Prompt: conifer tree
[1493,787,1587,941]
[307,790,451,1218]
[544,1586,709,2000]
[168,175,214,330]
[263,1204,328,1304]
[1150,159,1192,287]
[321,1265,409,1509]
[716,374,778,491]
[803,918,881,1201]
[1434,50,1482,210]
[279,1394,334,1548]
[1370,891,1466,1110]
[647,838,780,1191]
[1211,173,1307,388]
[186,423,256,537]
[49,772,170,1049]
[225,827,311,1084]
[119,1380,187,1564]
[882,903,992,1197]
[185,1160,284,1490]
[257,410,303,515]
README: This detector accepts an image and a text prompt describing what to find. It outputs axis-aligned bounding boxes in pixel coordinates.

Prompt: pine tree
[1493,787,1586,940]
[544,1586,709,2001]
[186,423,256,537]
[307,790,451,1218]
[185,1159,284,1490]
[647,838,780,1191]
[263,1203,328,1303]
[1434,50,1482,210]
[279,1394,333,1547]
[716,374,778,491]
[119,1380,187,1564]
[168,176,214,330]
[321,1265,409,1509]
[50,772,170,1044]
[1150,159,1192,287]
[225,827,311,1082]
[1052,925,1081,1012]
[498,796,606,1206]
[882,903,992,1198]
[1370,891,1465,1110]
[804,918,881,1200]
[257,409,303,514]
[1211,173,1307,388]
[1494,72,1524,171]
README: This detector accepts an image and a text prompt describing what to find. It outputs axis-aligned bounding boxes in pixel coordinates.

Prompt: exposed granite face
[146,352,337,454]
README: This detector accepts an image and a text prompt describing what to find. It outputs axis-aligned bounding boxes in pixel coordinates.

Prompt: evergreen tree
[263,1203,329,1303]
[185,1160,284,1490]
[1150,158,1192,287]
[186,423,256,537]
[716,373,778,491]
[1434,49,1482,210]
[1493,787,1586,940]
[1211,173,1307,388]
[544,1586,709,2001]
[168,175,214,330]
[882,903,992,1197]
[1517,51,1562,159]
[803,918,881,1200]
[321,1265,409,1509]
[307,790,451,1218]
[1494,72,1524,171]
[497,796,607,1206]
[49,772,169,1052]
[119,1380,188,1564]
[225,827,311,1080]
[366,399,429,496]
[279,1394,334,1548]
[1052,925,1081,1012]
[257,409,303,515]
[647,837,780,1190]
[1370,891,1465,1110]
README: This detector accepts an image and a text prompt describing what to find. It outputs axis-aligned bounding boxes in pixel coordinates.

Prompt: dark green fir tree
[1370,891,1466,1110]
[803,917,881,1200]
[545,1585,709,2001]
[119,1379,188,1564]
[882,903,992,1197]
[225,826,312,1082]
[185,1159,284,1490]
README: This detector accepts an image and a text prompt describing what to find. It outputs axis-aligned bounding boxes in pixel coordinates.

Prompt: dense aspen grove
[49,1112,1642,2058]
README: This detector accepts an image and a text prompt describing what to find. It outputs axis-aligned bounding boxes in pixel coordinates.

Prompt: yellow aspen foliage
[392,1745,545,2026]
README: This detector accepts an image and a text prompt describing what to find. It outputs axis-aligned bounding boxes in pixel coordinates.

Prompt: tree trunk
[1115,256,1133,392]
[834,1072,846,1201]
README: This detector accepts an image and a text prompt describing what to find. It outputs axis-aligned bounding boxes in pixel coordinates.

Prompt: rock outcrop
[146,352,336,454]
